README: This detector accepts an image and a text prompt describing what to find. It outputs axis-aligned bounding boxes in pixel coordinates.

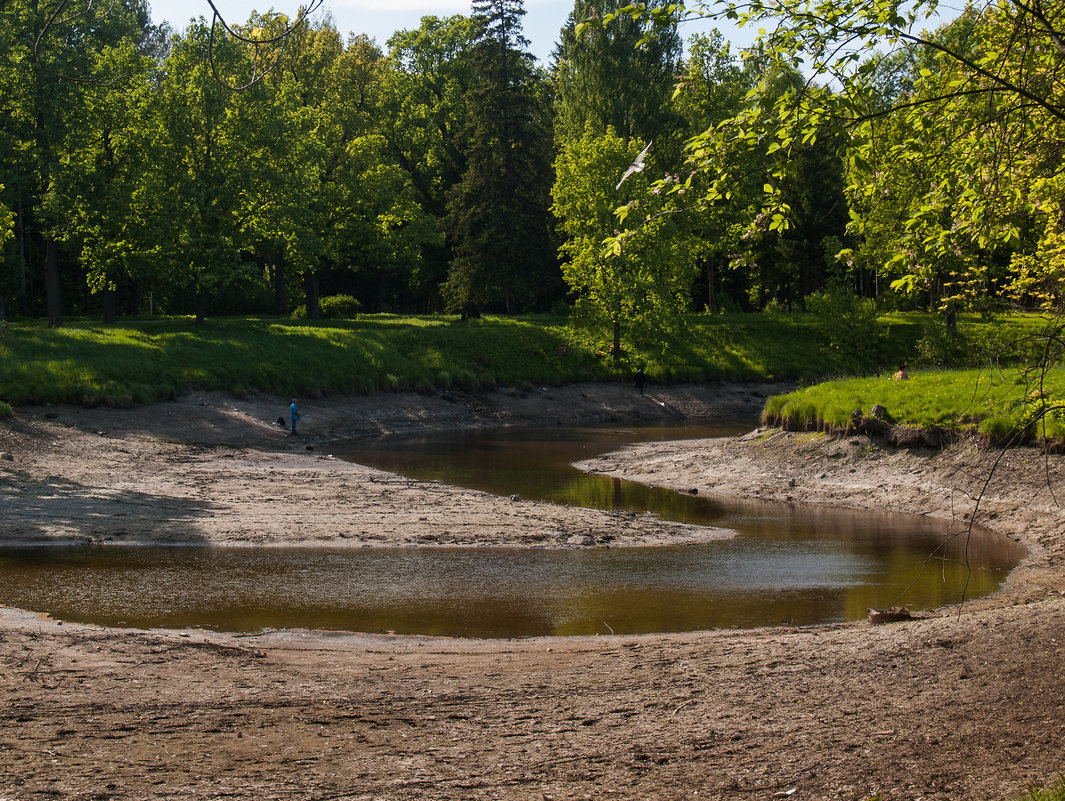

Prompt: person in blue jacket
[289,399,301,433]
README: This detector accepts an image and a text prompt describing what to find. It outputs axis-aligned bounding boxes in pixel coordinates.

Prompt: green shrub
[0,400,11,418]
[805,283,883,368]
[319,295,362,319]
[916,323,970,367]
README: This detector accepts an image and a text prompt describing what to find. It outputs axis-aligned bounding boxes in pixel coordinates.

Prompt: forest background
[1,0,1064,402]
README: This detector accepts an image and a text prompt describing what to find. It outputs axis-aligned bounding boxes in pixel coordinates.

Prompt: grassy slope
[2,312,830,407]
[763,366,1065,441]
[0,312,1058,439]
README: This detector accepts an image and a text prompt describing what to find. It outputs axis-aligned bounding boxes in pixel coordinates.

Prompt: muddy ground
[1,382,1063,801]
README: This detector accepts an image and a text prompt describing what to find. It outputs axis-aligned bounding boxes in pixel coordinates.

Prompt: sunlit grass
[0,312,1058,428]
[764,366,1065,441]
[0,315,602,406]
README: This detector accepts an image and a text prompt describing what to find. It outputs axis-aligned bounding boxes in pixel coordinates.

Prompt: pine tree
[553,0,682,145]
[442,0,557,317]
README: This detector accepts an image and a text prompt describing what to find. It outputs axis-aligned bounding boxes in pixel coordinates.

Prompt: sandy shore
[1,383,1063,800]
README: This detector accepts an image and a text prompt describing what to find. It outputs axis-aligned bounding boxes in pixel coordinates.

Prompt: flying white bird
[615,140,652,190]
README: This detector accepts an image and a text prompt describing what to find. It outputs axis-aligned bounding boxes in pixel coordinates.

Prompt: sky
[145,0,759,66]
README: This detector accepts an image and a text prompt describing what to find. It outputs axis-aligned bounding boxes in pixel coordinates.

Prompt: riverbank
[1,382,1063,800]
[0,382,784,549]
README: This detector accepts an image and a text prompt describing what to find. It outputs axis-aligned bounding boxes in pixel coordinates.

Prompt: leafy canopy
[598,0,1065,313]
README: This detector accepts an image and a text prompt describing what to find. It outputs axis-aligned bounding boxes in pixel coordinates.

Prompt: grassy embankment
[764,365,1065,442]
[761,312,1065,442]
[0,311,1058,440]
[0,312,890,407]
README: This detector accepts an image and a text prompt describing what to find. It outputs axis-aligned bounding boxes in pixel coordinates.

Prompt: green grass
[0,315,602,406]
[2,312,838,407]
[0,312,1060,440]
[1016,776,1065,801]
[763,365,1065,442]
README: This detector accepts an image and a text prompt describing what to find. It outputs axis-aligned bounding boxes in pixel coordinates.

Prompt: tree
[40,34,159,322]
[847,9,1062,313]
[148,19,262,323]
[553,0,683,144]
[672,30,759,312]
[553,129,696,360]
[0,0,159,325]
[610,0,1065,316]
[379,16,477,309]
[741,59,850,309]
[237,15,345,318]
[381,16,476,219]
[442,0,556,317]
[340,135,443,312]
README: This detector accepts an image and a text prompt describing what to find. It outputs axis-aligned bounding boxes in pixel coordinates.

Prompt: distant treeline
[1,0,1059,356]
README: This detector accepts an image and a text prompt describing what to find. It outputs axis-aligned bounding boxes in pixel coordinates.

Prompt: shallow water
[0,421,1025,637]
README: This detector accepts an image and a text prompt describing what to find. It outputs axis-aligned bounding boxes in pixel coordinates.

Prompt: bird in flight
[615,140,652,190]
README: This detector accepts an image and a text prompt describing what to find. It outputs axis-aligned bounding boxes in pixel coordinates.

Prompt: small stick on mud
[670,698,696,718]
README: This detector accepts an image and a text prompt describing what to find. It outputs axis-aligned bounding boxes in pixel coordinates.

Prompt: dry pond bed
[1,382,1063,800]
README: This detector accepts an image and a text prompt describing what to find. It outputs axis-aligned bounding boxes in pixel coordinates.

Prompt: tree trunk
[44,237,62,328]
[100,287,117,324]
[377,278,388,314]
[15,169,26,304]
[612,319,621,365]
[195,289,206,324]
[270,248,287,315]
[706,255,718,315]
[304,270,321,319]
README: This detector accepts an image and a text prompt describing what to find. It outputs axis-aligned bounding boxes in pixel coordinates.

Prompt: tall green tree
[673,31,759,312]
[382,16,475,219]
[442,0,556,317]
[740,59,849,309]
[553,0,683,144]
[846,9,1060,313]
[240,15,344,317]
[553,129,696,360]
[611,0,1065,316]
[0,0,157,325]
[380,16,477,309]
[40,35,160,322]
[148,19,261,323]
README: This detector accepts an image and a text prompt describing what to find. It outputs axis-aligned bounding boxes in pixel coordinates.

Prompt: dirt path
[1,383,1063,801]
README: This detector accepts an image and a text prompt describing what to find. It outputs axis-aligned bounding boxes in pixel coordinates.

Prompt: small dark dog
[276,417,287,428]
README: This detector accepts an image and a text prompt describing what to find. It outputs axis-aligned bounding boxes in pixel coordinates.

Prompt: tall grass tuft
[1015,776,1065,801]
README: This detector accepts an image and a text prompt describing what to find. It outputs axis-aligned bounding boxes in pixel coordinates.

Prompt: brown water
[0,421,1025,638]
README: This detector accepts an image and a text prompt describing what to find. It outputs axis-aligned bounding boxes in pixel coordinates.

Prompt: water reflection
[0,422,1025,638]
[0,539,1018,637]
